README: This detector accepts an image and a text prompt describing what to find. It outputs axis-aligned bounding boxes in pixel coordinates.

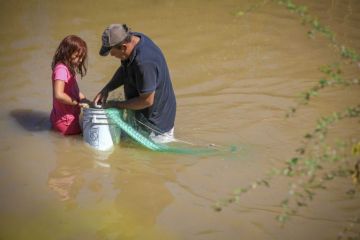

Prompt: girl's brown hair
[51,35,88,78]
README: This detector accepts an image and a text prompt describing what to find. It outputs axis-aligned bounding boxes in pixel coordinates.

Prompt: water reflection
[85,144,114,167]
[48,168,83,202]
[45,143,180,239]
[1,0,359,239]
[46,134,118,203]
[47,150,89,203]
[99,153,178,239]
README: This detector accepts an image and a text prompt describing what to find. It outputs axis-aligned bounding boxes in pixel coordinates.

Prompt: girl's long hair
[51,35,88,78]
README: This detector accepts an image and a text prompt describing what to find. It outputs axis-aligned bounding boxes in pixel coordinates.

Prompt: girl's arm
[53,80,79,106]
[79,91,92,108]
[79,92,86,100]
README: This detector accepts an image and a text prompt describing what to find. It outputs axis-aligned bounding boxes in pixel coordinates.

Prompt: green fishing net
[104,108,221,154]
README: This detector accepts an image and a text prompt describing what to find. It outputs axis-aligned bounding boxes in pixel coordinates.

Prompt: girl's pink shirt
[50,63,81,133]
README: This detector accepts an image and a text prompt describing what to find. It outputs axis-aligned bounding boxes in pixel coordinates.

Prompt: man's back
[123,32,176,133]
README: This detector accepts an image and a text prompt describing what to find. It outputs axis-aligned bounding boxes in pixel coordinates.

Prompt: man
[94,24,176,143]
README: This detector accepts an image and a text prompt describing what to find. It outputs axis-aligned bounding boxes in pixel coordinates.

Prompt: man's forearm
[107,92,155,110]
[104,66,125,92]
[103,78,122,92]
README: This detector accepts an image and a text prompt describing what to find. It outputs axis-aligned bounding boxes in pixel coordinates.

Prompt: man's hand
[93,88,109,106]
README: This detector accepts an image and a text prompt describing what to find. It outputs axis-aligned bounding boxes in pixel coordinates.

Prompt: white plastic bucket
[82,108,120,151]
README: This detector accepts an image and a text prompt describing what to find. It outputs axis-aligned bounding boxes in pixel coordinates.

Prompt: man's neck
[131,35,140,47]
[124,36,140,61]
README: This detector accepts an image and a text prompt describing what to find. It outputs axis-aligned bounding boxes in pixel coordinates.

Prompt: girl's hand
[79,98,92,108]
[78,102,90,108]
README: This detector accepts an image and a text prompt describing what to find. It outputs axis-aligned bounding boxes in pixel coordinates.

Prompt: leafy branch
[286,63,360,117]
[214,106,360,225]
[223,1,360,237]
[275,0,360,63]
[338,216,360,240]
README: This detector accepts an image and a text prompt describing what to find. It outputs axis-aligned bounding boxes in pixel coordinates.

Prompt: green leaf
[236,11,245,16]
[304,133,313,139]
[287,157,299,166]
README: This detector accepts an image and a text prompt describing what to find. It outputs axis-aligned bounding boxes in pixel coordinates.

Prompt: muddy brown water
[0,0,359,239]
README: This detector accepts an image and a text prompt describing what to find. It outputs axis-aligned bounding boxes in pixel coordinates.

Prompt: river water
[0,0,359,239]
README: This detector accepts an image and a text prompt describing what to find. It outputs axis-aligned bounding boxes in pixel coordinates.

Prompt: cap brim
[99,45,111,56]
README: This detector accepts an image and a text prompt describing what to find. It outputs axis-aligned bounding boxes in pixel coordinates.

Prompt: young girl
[50,35,89,135]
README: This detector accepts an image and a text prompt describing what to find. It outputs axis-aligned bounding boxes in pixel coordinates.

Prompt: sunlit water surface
[0,0,359,239]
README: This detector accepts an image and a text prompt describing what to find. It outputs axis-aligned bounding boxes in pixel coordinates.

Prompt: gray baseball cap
[99,24,130,56]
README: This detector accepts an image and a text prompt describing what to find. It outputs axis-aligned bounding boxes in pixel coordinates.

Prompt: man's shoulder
[133,32,151,46]
[135,32,161,50]
[134,32,148,39]
[134,34,161,63]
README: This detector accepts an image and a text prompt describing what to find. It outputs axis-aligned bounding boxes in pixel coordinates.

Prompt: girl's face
[70,50,85,66]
